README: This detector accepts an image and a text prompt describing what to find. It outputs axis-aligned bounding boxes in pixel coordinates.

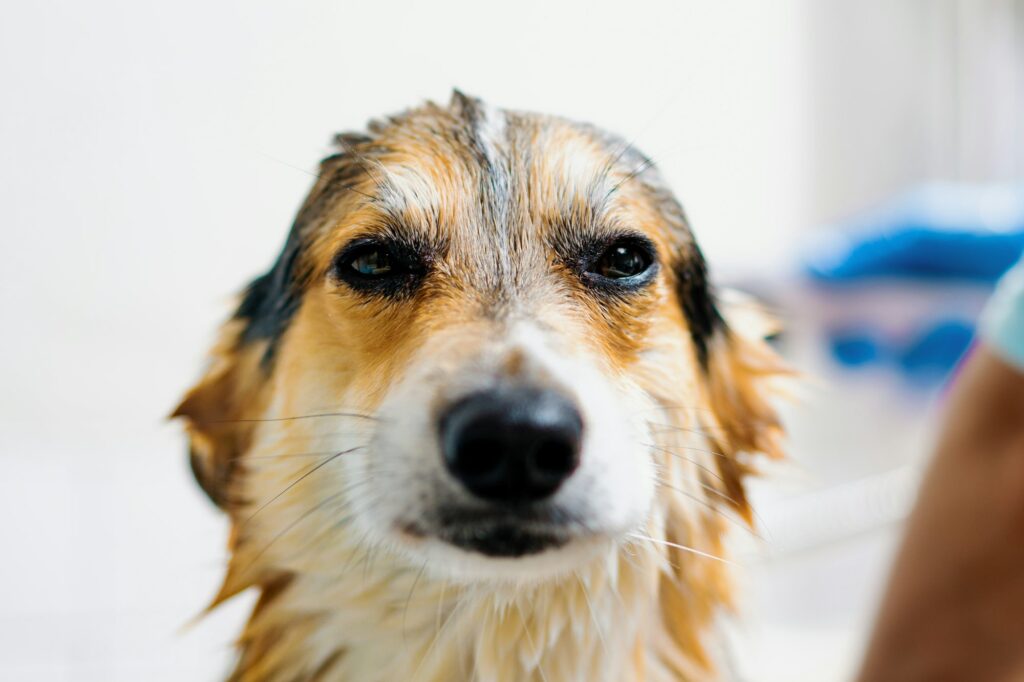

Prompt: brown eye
[592,241,654,280]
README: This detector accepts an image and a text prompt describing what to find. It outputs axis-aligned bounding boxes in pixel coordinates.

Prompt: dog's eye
[349,247,394,277]
[331,239,426,294]
[590,240,654,280]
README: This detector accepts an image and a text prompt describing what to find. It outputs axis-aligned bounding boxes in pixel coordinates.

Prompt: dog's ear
[172,143,371,508]
[172,322,268,509]
[676,250,788,520]
[708,292,786,435]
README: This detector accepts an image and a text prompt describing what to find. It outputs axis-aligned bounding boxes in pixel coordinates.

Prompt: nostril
[530,438,579,481]
[451,435,506,483]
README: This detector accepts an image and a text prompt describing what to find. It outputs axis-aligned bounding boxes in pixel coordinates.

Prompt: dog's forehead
[365,102,669,242]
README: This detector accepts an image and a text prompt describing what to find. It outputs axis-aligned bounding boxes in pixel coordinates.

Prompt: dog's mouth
[438,521,570,557]
[401,506,580,558]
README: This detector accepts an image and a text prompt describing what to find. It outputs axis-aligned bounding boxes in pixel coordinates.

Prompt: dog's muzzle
[433,386,584,556]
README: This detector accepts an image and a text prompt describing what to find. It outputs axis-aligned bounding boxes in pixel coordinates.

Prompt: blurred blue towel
[805,183,1024,283]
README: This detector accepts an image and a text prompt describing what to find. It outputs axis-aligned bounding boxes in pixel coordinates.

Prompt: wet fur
[174,92,786,681]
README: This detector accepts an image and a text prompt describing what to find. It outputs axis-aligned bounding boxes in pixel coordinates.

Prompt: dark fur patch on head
[449,89,485,128]
[674,242,725,368]
[233,144,372,366]
[234,231,307,366]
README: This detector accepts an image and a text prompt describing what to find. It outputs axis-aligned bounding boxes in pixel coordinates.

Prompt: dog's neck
[223,511,731,682]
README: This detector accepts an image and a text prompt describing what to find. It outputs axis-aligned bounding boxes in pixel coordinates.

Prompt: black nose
[440,388,583,503]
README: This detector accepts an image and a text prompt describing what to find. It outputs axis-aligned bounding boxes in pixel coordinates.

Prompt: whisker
[653,478,764,542]
[615,545,644,576]
[225,430,372,463]
[402,560,430,643]
[665,473,742,511]
[294,478,381,554]
[591,136,645,213]
[257,151,318,178]
[651,445,775,538]
[258,151,382,203]
[240,449,362,462]
[645,443,727,483]
[210,411,380,425]
[646,440,729,460]
[242,446,364,525]
[224,424,380,462]
[259,473,388,570]
[236,490,348,576]
[334,135,401,209]
[626,533,735,566]
[361,536,383,581]
[337,528,374,577]
[703,483,772,543]
[605,156,657,201]
[646,420,728,437]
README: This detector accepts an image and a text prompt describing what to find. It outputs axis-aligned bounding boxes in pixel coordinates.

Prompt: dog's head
[175,92,784,590]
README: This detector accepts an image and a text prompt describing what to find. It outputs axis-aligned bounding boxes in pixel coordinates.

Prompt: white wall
[802,0,1024,225]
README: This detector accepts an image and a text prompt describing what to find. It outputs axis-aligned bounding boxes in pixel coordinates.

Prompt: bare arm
[857,347,1024,681]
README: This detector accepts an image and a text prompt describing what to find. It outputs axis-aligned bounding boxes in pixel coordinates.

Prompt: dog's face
[175,93,782,588]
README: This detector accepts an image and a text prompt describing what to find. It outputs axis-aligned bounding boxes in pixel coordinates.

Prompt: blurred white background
[1,1,1021,680]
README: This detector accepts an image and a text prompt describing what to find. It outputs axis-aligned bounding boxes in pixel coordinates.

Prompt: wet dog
[174,91,785,681]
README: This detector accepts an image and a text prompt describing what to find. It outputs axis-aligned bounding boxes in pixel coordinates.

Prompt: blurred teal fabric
[982,257,1024,370]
